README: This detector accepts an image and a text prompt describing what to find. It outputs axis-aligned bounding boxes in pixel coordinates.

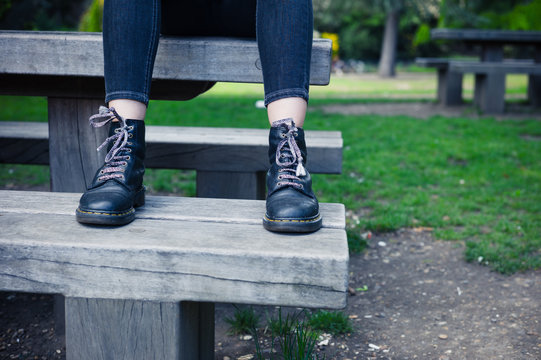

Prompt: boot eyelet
[127,149,132,153]
[280,133,286,138]
[277,175,283,180]
[127,142,133,146]
[99,170,105,175]
[126,156,131,160]
[294,132,298,137]
[114,128,120,133]
[128,133,133,138]
[299,184,304,190]
[277,182,283,186]
[122,161,128,166]
[128,126,134,131]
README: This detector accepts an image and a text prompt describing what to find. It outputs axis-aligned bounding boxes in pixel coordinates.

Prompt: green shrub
[79,0,103,32]
[224,306,259,335]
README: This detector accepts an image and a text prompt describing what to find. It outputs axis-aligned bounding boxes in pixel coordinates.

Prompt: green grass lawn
[1,74,539,274]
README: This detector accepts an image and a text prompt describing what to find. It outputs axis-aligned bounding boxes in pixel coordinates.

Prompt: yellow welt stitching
[264,214,321,223]
[77,208,134,217]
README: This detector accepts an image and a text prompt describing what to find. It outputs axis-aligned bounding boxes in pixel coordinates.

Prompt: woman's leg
[76,0,161,225]
[103,0,161,119]
[257,0,313,128]
[257,0,321,233]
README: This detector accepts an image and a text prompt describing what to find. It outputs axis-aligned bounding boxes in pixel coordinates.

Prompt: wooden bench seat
[0,189,348,359]
[0,31,331,99]
[415,57,541,113]
[0,121,342,199]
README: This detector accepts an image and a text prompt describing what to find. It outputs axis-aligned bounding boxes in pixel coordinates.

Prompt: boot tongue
[273,121,306,177]
[271,118,295,129]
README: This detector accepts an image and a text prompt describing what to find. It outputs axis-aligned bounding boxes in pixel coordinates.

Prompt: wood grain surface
[0,190,348,309]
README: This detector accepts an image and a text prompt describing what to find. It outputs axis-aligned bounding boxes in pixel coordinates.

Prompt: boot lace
[275,121,307,190]
[89,106,132,182]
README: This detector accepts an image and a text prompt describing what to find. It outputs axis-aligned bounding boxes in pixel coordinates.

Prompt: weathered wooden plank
[0,190,346,229]
[431,29,541,44]
[196,171,266,200]
[65,299,213,360]
[0,212,348,308]
[48,98,107,192]
[65,298,182,360]
[0,31,332,85]
[449,61,541,74]
[414,57,451,69]
[0,122,343,174]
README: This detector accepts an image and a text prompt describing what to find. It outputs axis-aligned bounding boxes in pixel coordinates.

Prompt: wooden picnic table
[431,29,541,111]
[432,28,541,61]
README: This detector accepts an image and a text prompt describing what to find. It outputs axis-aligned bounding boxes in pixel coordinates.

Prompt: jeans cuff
[105,91,149,106]
[264,88,309,107]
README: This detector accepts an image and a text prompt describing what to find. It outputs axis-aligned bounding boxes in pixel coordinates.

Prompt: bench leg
[196,171,267,200]
[48,97,108,193]
[49,98,108,342]
[437,69,463,106]
[65,298,215,360]
[529,74,541,107]
[474,73,506,114]
[529,49,541,107]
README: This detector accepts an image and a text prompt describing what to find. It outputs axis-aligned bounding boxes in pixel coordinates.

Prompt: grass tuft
[224,306,260,335]
[308,310,353,336]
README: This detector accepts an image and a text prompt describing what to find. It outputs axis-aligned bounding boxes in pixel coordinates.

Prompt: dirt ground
[1,228,539,360]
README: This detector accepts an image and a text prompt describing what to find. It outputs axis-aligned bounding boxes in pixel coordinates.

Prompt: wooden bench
[0,121,342,199]
[415,58,541,113]
[0,31,345,359]
[416,29,541,113]
[0,190,348,359]
[0,30,334,197]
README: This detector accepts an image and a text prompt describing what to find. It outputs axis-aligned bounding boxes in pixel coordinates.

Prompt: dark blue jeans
[103,0,313,107]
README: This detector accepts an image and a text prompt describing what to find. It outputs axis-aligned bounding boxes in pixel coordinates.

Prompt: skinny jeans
[103,0,313,107]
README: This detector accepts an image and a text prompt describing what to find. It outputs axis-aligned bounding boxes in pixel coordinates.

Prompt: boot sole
[76,188,145,226]
[263,213,322,233]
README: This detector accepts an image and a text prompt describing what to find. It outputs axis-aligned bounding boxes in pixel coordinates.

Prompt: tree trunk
[378,10,399,78]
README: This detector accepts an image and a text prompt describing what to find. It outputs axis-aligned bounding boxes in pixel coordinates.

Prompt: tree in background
[314,0,439,76]
[439,0,541,30]
[376,0,403,77]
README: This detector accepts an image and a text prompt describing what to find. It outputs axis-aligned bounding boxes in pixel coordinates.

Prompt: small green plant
[266,309,300,338]
[254,308,324,360]
[308,310,353,336]
[224,305,259,335]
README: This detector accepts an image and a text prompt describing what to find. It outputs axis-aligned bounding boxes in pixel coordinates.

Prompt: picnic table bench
[0,31,347,359]
[415,29,541,113]
[0,190,348,359]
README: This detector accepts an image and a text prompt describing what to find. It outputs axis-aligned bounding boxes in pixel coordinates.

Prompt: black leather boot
[263,119,322,233]
[76,107,146,226]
